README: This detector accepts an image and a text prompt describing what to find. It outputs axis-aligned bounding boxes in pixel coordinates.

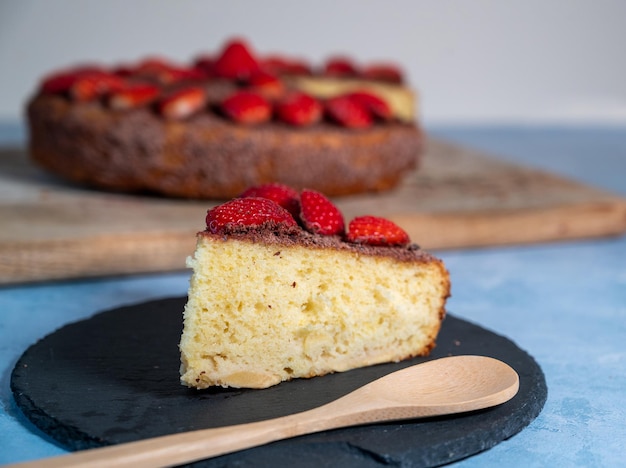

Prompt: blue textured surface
[1,125,625,466]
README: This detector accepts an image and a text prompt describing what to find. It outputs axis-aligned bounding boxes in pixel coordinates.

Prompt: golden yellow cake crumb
[179,234,449,389]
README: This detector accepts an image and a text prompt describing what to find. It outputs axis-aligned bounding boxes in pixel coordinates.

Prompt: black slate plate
[11,297,546,467]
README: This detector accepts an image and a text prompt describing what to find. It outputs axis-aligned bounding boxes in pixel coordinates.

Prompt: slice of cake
[180,185,450,389]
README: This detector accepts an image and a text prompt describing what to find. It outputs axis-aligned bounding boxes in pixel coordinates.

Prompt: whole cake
[180,184,450,389]
[26,38,423,198]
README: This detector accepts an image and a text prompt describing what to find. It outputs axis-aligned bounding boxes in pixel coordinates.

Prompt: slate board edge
[10,296,548,467]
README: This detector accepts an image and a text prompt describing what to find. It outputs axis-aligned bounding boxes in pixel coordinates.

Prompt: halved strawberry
[206,197,297,233]
[132,57,175,81]
[346,91,392,121]
[346,216,410,246]
[221,91,271,124]
[134,57,175,72]
[246,70,284,100]
[112,65,135,78]
[239,183,300,218]
[156,86,207,120]
[69,72,126,101]
[275,92,322,126]
[108,83,161,110]
[168,67,207,82]
[130,57,168,79]
[299,189,345,236]
[260,55,312,76]
[39,66,104,95]
[40,72,79,95]
[213,38,260,80]
[324,95,372,128]
[259,55,289,75]
[282,59,313,76]
[133,57,204,84]
[361,63,403,84]
[323,57,358,77]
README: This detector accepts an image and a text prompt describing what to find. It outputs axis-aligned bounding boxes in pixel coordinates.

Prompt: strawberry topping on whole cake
[27,38,424,198]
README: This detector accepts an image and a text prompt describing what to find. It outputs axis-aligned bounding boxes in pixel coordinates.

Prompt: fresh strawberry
[299,189,345,236]
[221,91,271,124]
[134,57,174,72]
[213,38,260,80]
[260,55,312,76]
[324,95,372,128]
[361,63,403,83]
[39,66,104,95]
[108,83,160,110]
[206,197,297,233]
[69,72,126,101]
[346,91,392,121]
[133,57,205,84]
[275,92,322,126]
[40,72,79,95]
[282,59,313,76]
[132,57,174,81]
[323,57,358,77]
[246,70,284,100]
[131,57,166,76]
[346,216,409,246]
[111,65,135,78]
[259,55,289,75]
[239,183,300,217]
[156,86,207,120]
[168,66,207,82]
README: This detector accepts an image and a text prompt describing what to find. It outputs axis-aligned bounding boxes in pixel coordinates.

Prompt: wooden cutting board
[1,138,625,284]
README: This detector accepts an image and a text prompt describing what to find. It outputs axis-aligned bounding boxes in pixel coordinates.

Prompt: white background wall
[1,0,625,126]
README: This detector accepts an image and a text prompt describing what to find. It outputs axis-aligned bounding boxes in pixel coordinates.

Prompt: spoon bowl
[9,355,519,468]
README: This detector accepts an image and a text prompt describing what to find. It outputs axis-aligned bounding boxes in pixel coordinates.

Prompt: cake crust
[28,94,422,198]
[198,225,437,263]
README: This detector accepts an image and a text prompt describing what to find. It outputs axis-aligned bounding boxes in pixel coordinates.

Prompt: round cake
[27,38,424,198]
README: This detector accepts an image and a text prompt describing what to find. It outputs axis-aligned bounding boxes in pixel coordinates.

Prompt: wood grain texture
[8,356,518,468]
[1,138,625,284]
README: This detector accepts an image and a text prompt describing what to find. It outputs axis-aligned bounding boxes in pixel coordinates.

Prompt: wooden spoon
[9,355,519,468]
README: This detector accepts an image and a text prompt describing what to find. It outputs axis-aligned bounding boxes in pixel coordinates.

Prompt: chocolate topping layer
[198,223,437,264]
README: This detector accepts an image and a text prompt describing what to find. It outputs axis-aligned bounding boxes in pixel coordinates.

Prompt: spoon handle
[8,397,364,468]
[7,355,518,468]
